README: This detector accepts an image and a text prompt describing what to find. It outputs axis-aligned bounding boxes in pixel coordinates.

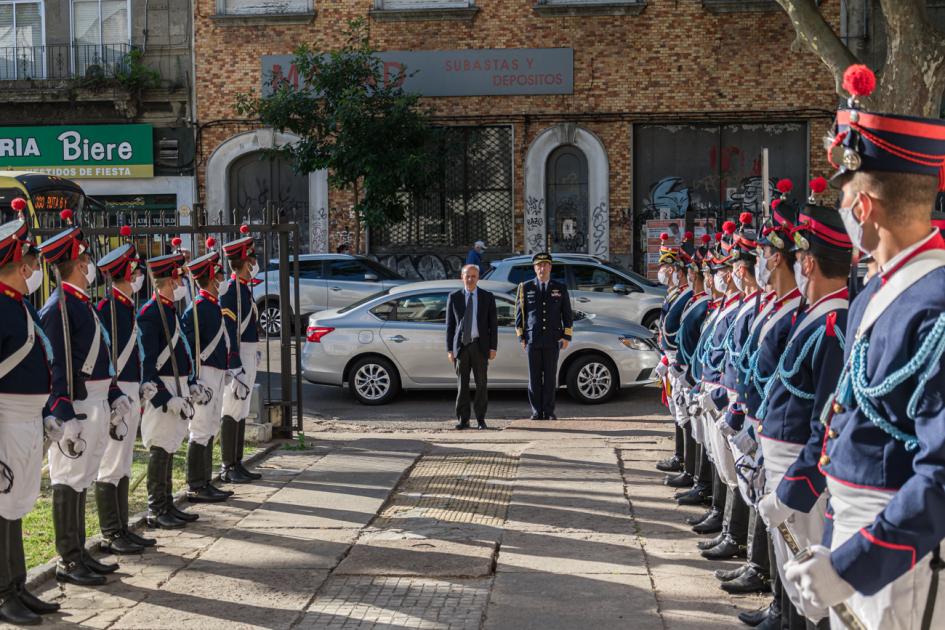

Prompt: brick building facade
[194,0,839,275]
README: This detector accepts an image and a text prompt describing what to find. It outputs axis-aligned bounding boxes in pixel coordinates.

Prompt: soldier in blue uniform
[94,226,155,556]
[138,250,203,529]
[514,252,573,420]
[182,239,234,503]
[218,227,258,483]
[784,64,945,630]
[0,210,61,625]
[40,210,125,587]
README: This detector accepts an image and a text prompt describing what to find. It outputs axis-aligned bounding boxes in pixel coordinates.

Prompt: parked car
[483,254,666,333]
[253,254,409,336]
[301,279,661,406]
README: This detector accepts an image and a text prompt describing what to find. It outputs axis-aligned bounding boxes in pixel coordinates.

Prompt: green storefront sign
[0,124,153,179]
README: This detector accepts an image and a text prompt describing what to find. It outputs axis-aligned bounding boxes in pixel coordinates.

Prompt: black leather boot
[682,424,697,477]
[79,490,118,574]
[675,483,711,505]
[700,533,745,560]
[686,509,714,526]
[0,517,41,625]
[738,598,778,627]
[9,519,59,614]
[720,563,770,594]
[656,454,683,473]
[205,436,233,497]
[715,563,749,582]
[664,471,693,487]
[96,482,143,555]
[219,416,251,483]
[235,419,261,480]
[117,476,156,547]
[166,453,198,522]
[0,592,40,626]
[746,509,770,576]
[697,531,727,550]
[692,508,723,534]
[146,448,185,529]
[186,442,226,503]
[53,486,106,586]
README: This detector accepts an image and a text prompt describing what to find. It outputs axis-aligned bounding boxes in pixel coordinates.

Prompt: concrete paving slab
[335,538,497,578]
[496,530,648,575]
[483,571,661,630]
[198,528,358,569]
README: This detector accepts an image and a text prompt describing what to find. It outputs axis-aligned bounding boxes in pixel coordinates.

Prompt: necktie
[462,292,473,345]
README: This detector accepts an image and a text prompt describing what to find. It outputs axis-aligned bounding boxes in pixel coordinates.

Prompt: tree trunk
[777,0,945,117]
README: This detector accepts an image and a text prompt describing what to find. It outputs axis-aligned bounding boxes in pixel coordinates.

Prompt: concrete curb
[25,440,284,589]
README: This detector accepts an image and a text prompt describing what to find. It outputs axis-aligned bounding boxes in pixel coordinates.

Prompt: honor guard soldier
[754,177,852,628]
[39,209,123,586]
[0,208,61,625]
[784,64,945,630]
[219,226,259,483]
[182,238,234,503]
[94,226,155,555]
[138,246,205,529]
[514,252,573,421]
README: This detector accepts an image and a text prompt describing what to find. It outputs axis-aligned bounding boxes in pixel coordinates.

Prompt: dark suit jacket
[445,287,498,356]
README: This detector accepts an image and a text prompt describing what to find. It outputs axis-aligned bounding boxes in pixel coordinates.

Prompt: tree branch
[775,0,857,96]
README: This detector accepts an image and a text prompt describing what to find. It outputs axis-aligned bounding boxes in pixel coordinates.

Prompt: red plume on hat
[10,197,26,218]
[660,232,669,243]
[842,64,876,100]
[683,230,693,242]
[700,234,711,244]
[240,224,250,235]
[722,220,737,235]
[809,176,829,203]
[60,209,74,226]
[739,212,753,226]
[776,179,793,195]
[714,232,723,242]
[206,237,216,249]
[119,225,132,242]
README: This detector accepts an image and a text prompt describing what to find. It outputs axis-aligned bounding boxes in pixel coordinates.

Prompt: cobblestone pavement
[14,402,767,629]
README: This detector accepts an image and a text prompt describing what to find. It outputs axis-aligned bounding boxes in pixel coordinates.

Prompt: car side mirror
[364,273,378,281]
[613,283,631,295]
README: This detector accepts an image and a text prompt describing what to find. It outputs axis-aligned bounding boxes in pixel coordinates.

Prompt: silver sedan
[301,279,662,406]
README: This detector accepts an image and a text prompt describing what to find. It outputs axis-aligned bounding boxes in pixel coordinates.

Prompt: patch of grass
[282,430,308,451]
[23,439,257,570]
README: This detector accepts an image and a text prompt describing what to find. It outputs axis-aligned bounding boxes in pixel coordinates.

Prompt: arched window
[546,145,589,253]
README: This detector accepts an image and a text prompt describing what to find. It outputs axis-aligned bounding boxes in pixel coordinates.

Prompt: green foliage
[235,19,443,230]
[115,48,161,93]
[282,430,309,451]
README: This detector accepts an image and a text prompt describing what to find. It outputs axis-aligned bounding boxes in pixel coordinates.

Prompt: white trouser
[762,438,828,621]
[670,375,691,428]
[692,406,707,445]
[702,385,737,486]
[190,366,225,445]
[828,480,945,630]
[141,376,189,454]
[48,380,110,492]
[222,342,258,420]
[96,381,141,486]
[0,394,47,520]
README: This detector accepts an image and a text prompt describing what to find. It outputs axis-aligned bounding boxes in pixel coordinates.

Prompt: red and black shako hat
[0,197,38,265]
[828,65,945,189]
[147,246,185,280]
[187,237,222,279]
[759,179,798,251]
[223,225,256,261]
[38,209,88,264]
[730,212,758,265]
[791,177,853,261]
[97,226,141,281]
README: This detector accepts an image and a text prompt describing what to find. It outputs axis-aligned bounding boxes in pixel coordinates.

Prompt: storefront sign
[261,48,573,97]
[0,124,153,178]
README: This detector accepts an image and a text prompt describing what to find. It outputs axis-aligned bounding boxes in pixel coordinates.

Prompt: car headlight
[619,336,651,351]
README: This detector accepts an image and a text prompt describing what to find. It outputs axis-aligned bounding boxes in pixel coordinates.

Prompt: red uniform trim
[782,475,821,498]
[857,528,916,569]
[838,110,945,142]
[0,281,23,301]
[61,283,89,302]
[49,396,70,411]
[796,214,853,248]
[197,289,218,304]
[881,232,945,283]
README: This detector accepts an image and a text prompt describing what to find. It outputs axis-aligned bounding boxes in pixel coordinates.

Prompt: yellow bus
[0,171,90,228]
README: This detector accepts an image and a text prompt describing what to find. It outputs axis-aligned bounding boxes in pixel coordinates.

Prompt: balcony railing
[0,43,132,81]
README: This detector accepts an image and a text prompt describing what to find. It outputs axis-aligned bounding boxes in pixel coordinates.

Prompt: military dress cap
[759,179,799,251]
[187,245,222,279]
[97,227,140,280]
[731,212,758,264]
[532,252,553,265]
[791,178,853,259]
[828,64,945,189]
[223,225,256,261]
[147,252,185,279]
[0,216,37,266]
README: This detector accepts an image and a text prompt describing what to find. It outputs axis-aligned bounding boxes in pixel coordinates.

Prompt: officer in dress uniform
[138,248,205,529]
[514,252,573,421]
[94,226,156,556]
[0,210,61,625]
[40,210,127,587]
[218,226,258,483]
[656,242,691,474]
[182,238,234,503]
[783,64,945,630]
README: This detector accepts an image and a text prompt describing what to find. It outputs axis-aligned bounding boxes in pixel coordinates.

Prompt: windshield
[620,267,660,287]
[359,258,404,280]
[338,288,393,313]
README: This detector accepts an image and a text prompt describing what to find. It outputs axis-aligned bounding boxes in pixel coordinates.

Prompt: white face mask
[657,268,669,286]
[249,262,260,278]
[755,252,772,288]
[839,204,869,256]
[218,278,231,296]
[172,283,187,301]
[84,262,96,286]
[131,274,144,294]
[713,273,728,294]
[733,270,745,292]
[794,260,809,297]
[25,268,42,295]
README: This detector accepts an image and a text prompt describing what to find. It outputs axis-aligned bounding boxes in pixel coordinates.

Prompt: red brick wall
[194,0,841,257]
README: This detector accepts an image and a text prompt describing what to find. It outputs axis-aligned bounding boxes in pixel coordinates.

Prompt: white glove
[110,395,132,427]
[189,382,213,406]
[165,396,195,421]
[758,492,793,528]
[139,381,159,402]
[229,370,251,400]
[62,418,82,443]
[655,361,669,378]
[43,415,65,442]
[716,417,736,438]
[784,545,855,609]
[730,428,757,458]
[669,364,687,382]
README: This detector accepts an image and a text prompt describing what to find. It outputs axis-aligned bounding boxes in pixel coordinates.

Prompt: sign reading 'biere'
[0,124,153,179]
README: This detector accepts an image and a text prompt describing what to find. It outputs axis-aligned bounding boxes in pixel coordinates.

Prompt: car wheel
[348,356,401,405]
[642,311,661,335]
[566,354,617,404]
[258,299,286,337]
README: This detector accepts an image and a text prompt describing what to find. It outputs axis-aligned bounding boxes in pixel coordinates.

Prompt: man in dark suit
[515,252,573,420]
[446,265,498,430]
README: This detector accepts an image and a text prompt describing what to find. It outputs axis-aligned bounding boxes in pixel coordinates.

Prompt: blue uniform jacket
[182,290,229,371]
[760,289,848,513]
[220,278,258,369]
[661,287,692,352]
[720,292,762,428]
[690,299,721,385]
[137,294,194,409]
[40,283,114,421]
[676,292,710,376]
[821,234,945,595]
[0,283,51,396]
[514,279,573,348]
[702,294,743,393]
[96,288,141,384]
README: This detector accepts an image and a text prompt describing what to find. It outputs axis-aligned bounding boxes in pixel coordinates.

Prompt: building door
[546,145,589,253]
[227,151,310,253]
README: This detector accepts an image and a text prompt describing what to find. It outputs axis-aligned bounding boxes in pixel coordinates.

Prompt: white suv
[483,254,667,333]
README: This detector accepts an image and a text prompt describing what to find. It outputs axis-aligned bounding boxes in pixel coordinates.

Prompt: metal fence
[0,43,132,81]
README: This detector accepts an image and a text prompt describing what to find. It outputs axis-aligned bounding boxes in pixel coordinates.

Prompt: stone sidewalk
[16,419,767,629]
